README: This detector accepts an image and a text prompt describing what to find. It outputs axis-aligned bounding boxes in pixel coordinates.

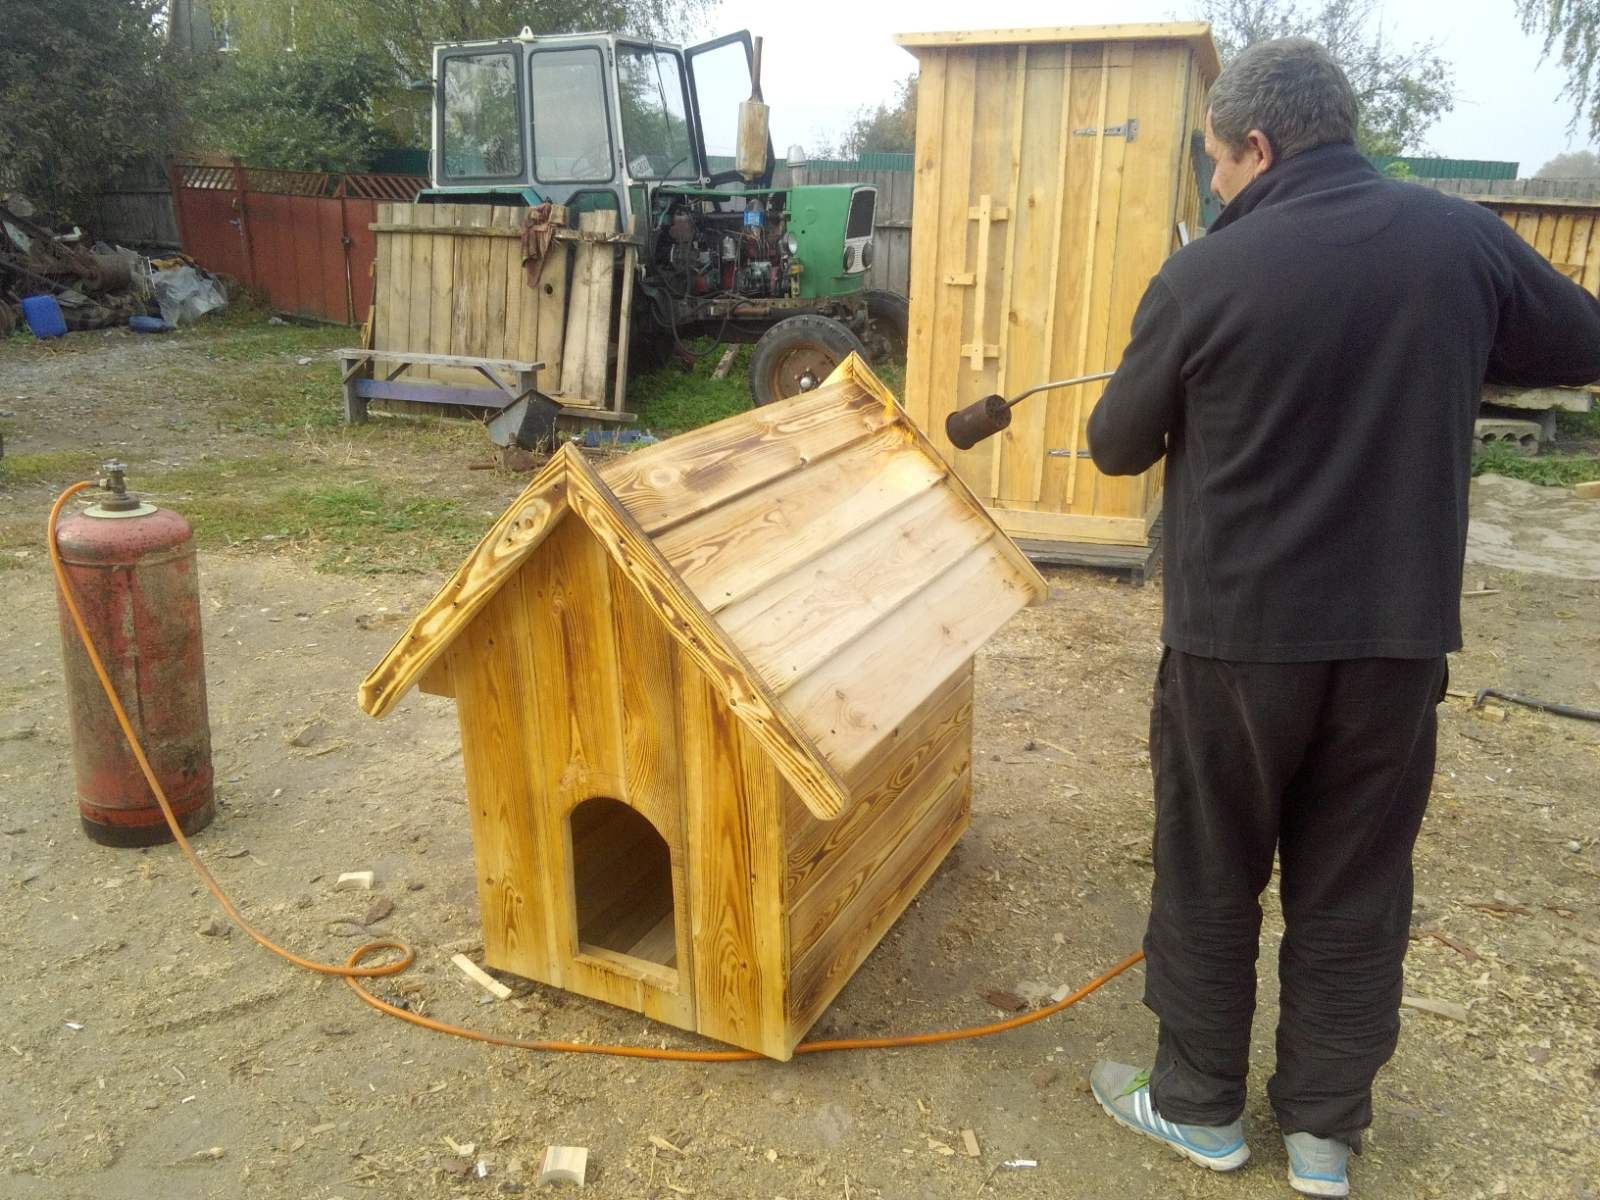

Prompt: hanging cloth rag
[521,203,564,289]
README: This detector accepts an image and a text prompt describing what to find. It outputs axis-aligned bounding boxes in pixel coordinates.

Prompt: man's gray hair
[1208,37,1359,161]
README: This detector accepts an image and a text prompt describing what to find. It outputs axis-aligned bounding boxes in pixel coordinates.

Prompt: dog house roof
[358,355,1046,820]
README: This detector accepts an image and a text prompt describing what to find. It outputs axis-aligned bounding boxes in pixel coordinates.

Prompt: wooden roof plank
[826,354,1052,607]
[723,485,995,692]
[781,539,1036,774]
[656,428,945,614]
[599,385,897,536]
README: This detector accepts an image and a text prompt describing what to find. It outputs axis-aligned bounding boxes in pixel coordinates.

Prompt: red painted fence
[169,161,425,325]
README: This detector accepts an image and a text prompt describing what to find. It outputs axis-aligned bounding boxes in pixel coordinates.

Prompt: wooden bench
[335,349,634,450]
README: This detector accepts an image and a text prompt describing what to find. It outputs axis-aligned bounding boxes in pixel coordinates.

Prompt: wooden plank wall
[1486,200,1600,298]
[371,202,571,394]
[904,39,1205,548]
[442,514,793,1058]
[782,662,974,1042]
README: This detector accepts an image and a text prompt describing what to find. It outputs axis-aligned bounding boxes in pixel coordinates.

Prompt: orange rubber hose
[51,480,1145,1061]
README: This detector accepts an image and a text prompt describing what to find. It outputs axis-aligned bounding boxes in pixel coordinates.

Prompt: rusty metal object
[55,464,215,847]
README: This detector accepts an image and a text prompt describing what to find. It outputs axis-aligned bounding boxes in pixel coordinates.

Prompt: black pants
[1143,650,1445,1143]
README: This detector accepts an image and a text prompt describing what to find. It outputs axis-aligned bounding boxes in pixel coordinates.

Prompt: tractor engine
[656,196,795,302]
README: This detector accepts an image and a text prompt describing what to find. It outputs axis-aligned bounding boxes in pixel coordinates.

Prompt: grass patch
[143,460,485,575]
[625,337,906,436]
[1474,444,1600,487]
[1555,405,1600,442]
[0,450,103,488]
[627,339,755,434]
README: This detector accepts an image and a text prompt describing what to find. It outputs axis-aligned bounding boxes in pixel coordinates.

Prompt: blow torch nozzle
[944,370,1115,450]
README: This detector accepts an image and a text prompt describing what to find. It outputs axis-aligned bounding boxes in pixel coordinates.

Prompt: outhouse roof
[358,355,1046,820]
[895,22,1222,82]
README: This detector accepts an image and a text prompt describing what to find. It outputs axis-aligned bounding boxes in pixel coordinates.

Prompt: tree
[1199,0,1455,156]
[184,0,716,167]
[839,72,917,157]
[0,0,182,221]
[1517,0,1600,142]
[187,46,392,171]
[1536,148,1600,177]
[214,0,715,81]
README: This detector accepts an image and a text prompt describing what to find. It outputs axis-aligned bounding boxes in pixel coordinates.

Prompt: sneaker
[1283,1131,1351,1197]
[1088,1062,1250,1172]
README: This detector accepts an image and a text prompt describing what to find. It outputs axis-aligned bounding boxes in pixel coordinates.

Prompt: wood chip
[452,954,512,1000]
[1401,995,1468,1022]
[537,1145,588,1186]
[648,1134,686,1155]
[335,870,374,891]
[982,990,1028,1013]
[927,1137,955,1156]
[961,1128,980,1158]
[1428,930,1481,962]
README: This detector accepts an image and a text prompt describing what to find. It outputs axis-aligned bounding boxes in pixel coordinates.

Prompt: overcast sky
[693,0,1592,174]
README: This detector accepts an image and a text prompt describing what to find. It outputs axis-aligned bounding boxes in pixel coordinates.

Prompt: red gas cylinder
[55,462,215,847]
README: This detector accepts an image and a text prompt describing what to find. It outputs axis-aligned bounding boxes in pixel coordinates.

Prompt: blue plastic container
[20,295,67,339]
[128,315,174,334]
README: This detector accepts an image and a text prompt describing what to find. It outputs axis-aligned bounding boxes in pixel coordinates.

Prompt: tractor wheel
[860,288,910,368]
[747,315,869,407]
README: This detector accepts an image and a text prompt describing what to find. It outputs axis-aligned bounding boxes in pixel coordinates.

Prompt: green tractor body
[420,29,905,404]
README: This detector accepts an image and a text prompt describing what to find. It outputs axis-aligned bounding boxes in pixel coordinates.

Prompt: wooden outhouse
[896,23,1221,573]
[358,356,1045,1058]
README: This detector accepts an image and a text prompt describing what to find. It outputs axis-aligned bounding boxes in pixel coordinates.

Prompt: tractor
[422,28,908,406]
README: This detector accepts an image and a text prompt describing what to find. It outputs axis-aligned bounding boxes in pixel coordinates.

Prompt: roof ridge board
[561,444,853,822]
[358,449,572,718]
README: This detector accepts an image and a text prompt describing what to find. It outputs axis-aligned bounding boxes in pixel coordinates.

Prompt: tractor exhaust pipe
[944,370,1116,450]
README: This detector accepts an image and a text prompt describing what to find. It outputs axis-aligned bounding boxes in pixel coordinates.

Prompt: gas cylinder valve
[97,459,141,512]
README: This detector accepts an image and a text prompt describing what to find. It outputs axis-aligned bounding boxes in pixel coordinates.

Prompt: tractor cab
[425,29,904,406]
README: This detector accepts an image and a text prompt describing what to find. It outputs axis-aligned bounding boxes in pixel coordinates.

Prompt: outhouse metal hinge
[1073,118,1139,142]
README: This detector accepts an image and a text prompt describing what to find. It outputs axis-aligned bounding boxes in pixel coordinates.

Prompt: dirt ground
[2,324,1598,1200]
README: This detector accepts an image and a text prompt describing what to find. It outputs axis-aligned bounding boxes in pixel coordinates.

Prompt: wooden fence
[371,203,575,398]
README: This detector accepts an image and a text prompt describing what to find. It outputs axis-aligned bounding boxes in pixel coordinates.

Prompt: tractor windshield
[530,47,613,182]
[440,50,524,180]
[616,46,697,180]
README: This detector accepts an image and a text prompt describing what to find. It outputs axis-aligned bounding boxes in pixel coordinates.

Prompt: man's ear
[1247,128,1275,176]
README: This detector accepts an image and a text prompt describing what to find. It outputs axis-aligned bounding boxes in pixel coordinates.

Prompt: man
[1084,37,1600,1199]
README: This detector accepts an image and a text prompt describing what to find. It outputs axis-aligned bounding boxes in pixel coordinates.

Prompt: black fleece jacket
[1088,143,1600,661]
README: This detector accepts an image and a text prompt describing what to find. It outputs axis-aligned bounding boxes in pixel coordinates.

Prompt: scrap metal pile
[0,196,225,338]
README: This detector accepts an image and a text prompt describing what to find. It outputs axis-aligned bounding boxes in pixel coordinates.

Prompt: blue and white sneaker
[1284,1131,1351,1197]
[1089,1062,1250,1171]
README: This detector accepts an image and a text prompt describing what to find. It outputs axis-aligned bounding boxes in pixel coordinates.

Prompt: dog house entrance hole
[570,798,677,973]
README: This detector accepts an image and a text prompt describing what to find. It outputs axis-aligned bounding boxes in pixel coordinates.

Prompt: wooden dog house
[895,23,1220,575]
[359,356,1045,1058]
